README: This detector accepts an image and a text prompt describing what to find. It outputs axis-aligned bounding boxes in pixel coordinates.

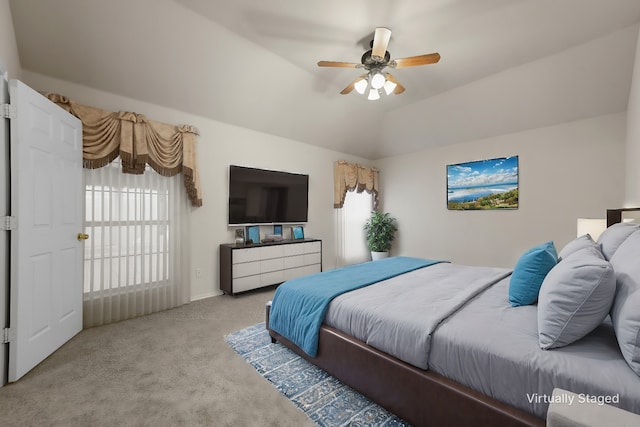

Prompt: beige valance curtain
[46,93,202,207]
[333,160,379,209]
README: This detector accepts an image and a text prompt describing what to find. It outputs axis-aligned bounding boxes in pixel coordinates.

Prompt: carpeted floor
[0,287,315,427]
[226,323,408,427]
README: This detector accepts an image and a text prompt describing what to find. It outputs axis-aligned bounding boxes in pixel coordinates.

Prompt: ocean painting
[447,156,519,210]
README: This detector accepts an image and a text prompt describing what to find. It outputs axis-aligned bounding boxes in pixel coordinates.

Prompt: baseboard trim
[191,290,224,302]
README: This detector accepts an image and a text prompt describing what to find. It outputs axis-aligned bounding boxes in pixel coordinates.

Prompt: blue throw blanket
[269,256,443,356]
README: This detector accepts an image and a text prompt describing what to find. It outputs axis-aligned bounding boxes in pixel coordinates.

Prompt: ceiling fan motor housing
[361,49,391,69]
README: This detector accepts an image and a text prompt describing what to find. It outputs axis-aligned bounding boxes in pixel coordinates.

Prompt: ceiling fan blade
[340,74,368,95]
[371,27,392,60]
[385,74,405,94]
[392,53,441,69]
[340,74,367,95]
[317,61,362,68]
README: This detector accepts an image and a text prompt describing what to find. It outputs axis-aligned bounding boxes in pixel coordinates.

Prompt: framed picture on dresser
[245,225,260,244]
[291,226,304,240]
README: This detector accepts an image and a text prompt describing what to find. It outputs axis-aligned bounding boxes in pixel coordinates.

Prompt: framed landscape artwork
[447,156,519,210]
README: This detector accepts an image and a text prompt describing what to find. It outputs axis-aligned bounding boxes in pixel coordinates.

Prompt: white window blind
[335,190,373,267]
[83,159,190,327]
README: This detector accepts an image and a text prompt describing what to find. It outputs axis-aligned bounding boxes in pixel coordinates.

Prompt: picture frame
[245,225,260,244]
[273,225,283,236]
[447,156,519,211]
[291,226,304,240]
[234,228,245,245]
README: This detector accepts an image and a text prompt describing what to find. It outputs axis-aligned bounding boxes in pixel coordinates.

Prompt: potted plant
[363,211,398,260]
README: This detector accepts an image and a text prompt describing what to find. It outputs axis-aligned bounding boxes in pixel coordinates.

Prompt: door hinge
[2,328,14,344]
[1,216,17,231]
[1,103,16,119]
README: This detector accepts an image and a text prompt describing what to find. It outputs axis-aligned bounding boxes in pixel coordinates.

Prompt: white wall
[22,71,370,300]
[626,27,640,206]
[0,0,21,80]
[375,113,626,268]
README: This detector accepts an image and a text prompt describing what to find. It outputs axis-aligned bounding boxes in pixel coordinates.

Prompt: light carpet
[225,323,409,427]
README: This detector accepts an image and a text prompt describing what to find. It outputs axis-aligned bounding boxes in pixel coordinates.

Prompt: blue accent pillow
[509,241,558,307]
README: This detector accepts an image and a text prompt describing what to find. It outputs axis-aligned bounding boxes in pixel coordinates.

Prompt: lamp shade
[383,80,397,95]
[354,78,368,95]
[370,72,386,89]
[576,218,607,240]
[367,88,380,100]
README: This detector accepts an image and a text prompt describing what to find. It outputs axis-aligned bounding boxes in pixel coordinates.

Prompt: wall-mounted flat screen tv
[228,165,309,225]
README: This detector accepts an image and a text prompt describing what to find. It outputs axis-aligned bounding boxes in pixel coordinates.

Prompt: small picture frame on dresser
[291,226,304,240]
[273,224,283,236]
[245,225,260,244]
[234,228,245,245]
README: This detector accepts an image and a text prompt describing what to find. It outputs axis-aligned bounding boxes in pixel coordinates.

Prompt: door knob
[77,233,89,241]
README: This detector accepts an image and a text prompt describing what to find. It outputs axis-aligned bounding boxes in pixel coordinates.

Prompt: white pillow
[558,234,600,261]
[597,222,640,260]
[538,246,616,350]
[608,230,640,376]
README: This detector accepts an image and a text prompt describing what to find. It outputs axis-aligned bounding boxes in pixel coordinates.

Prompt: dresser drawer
[233,248,261,264]
[303,252,322,266]
[261,270,284,286]
[233,261,261,278]
[284,255,304,269]
[303,241,321,254]
[283,243,304,256]
[233,275,261,293]
[261,245,284,260]
[261,257,284,273]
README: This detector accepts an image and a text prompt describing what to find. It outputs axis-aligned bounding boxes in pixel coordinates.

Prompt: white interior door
[8,79,83,382]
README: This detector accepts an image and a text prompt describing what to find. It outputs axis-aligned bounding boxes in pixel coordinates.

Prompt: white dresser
[219,239,322,295]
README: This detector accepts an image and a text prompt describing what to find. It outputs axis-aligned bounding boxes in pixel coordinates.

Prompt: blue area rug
[226,323,409,427]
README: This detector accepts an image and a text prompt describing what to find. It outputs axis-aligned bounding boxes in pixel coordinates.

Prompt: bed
[266,209,640,426]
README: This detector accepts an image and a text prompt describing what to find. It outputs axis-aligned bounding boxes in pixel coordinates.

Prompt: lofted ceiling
[9,0,640,160]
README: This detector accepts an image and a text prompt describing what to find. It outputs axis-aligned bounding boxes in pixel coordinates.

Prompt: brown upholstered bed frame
[267,305,543,426]
[266,209,637,426]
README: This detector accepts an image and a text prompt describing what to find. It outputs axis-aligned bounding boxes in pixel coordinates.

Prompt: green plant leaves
[363,211,398,252]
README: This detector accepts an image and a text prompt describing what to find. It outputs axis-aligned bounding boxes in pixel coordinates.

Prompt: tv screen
[228,165,309,225]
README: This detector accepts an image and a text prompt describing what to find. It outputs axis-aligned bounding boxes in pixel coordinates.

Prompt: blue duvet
[269,256,442,356]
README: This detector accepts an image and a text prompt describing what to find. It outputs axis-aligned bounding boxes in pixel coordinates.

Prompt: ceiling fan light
[368,88,380,101]
[370,72,386,89]
[354,78,368,95]
[383,79,397,95]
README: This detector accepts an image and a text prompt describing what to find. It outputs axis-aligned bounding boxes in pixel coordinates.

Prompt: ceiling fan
[318,27,440,100]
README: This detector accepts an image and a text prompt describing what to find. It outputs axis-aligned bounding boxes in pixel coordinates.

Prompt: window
[82,159,190,327]
[335,190,373,266]
[84,177,169,293]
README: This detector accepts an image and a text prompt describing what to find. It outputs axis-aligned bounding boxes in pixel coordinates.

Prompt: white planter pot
[371,251,389,261]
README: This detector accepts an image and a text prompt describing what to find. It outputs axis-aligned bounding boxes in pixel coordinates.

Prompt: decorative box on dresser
[219,238,322,295]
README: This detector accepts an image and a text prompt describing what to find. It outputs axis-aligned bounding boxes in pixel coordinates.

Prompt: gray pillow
[558,234,600,261]
[608,230,640,376]
[538,246,616,350]
[597,222,640,260]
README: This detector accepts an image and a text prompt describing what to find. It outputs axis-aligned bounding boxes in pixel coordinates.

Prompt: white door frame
[0,58,9,387]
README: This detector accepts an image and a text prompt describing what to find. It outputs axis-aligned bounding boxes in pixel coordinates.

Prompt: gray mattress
[429,277,640,419]
[323,264,640,419]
